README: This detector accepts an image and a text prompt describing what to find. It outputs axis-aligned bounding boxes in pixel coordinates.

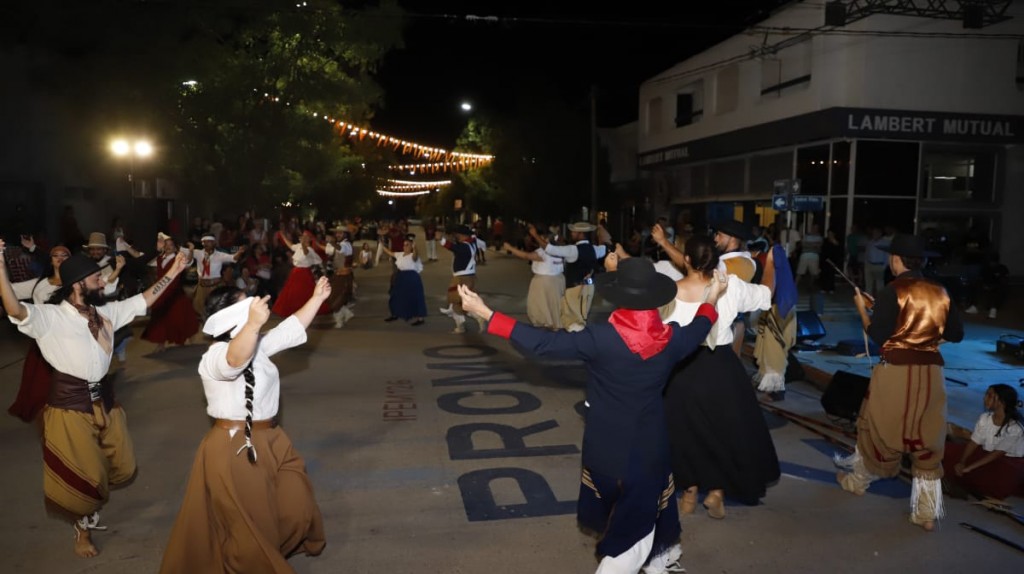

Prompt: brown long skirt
[159,425,325,574]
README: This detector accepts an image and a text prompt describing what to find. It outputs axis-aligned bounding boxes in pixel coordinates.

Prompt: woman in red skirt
[142,235,200,352]
[943,384,1024,500]
[7,245,70,423]
[272,231,330,317]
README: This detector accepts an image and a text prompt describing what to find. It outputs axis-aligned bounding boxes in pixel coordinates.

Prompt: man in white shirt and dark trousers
[536,221,607,332]
[0,239,190,559]
[437,225,478,333]
[188,235,246,318]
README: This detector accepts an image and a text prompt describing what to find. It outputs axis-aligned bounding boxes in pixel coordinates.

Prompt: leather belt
[213,418,277,431]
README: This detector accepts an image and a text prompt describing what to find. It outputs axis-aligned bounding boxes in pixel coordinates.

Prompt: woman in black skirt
[660,235,781,519]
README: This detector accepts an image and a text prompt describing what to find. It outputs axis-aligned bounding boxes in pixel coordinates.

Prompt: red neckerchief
[608,308,671,360]
[202,251,212,276]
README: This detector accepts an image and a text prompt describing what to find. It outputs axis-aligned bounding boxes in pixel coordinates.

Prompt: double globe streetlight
[110,138,154,206]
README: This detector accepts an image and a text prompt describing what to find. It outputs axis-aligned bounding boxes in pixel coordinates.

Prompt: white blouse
[290,244,323,268]
[654,260,684,282]
[199,315,307,420]
[11,277,60,304]
[531,248,564,276]
[971,412,1024,457]
[395,252,424,273]
[662,275,771,346]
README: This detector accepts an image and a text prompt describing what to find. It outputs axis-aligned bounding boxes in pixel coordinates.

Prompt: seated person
[943,384,1024,500]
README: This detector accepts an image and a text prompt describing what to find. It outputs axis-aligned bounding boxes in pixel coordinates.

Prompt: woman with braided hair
[159,277,331,573]
[942,384,1024,501]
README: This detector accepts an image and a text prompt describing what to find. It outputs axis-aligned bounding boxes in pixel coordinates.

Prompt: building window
[761,38,812,98]
[675,80,704,127]
[920,147,996,203]
[749,150,793,197]
[716,65,739,115]
[647,97,663,135]
[855,141,919,197]
[708,159,746,197]
[796,144,830,196]
[1017,40,1024,90]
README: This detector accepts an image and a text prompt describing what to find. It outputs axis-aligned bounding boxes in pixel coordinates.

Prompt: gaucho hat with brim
[59,255,102,285]
[568,221,597,233]
[594,257,678,310]
[878,233,938,258]
[711,219,753,242]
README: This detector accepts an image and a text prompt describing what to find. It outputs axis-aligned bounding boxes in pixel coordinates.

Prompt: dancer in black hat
[837,233,964,531]
[458,257,727,574]
[0,239,189,558]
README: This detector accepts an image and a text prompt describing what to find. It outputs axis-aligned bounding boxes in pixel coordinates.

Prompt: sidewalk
[761,285,1024,434]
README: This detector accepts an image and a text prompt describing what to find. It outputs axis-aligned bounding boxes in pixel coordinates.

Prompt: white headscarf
[202,296,253,338]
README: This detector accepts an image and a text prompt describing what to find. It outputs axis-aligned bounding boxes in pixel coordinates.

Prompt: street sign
[772,194,790,211]
[792,195,825,212]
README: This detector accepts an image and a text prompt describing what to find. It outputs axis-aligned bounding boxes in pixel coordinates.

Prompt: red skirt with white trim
[272,267,330,317]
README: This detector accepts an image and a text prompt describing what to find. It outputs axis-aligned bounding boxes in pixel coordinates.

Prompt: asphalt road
[0,237,1021,573]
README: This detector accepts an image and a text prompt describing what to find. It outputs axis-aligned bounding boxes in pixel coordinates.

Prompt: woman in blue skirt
[383,234,426,326]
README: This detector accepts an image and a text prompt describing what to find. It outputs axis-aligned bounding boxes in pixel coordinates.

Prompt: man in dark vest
[437,225,478,333]
[534,221,606,332]
[838,234,964,531]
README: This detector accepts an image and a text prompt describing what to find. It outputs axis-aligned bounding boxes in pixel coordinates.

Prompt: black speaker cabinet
[821,370,870,421]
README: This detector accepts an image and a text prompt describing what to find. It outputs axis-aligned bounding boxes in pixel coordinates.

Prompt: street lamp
[110,138,153,206]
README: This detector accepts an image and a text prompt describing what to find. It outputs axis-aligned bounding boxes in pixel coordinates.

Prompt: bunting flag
[256,90,494,172]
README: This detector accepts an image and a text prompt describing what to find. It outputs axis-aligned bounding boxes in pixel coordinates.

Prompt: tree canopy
[3,0,403,217]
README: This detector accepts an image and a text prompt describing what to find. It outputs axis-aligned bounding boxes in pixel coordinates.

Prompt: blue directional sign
[792,195,825,212]
[772,194,790,211]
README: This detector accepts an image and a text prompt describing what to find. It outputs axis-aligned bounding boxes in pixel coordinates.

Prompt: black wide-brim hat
[453,225,472,236]
[878,233,939,258]
[59,254,102,285]
[594,257,678,310]
[712,219,753,242]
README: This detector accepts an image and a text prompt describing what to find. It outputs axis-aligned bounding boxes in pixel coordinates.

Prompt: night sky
[373,0,790,147]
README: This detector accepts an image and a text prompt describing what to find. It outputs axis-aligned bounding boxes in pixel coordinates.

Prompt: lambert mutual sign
[845,112,1016,138]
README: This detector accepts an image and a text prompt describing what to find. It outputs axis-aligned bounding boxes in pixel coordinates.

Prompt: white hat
[568,221,596,233]
[202,296,253,338]
[201,235,216,242]
[157,232,172,241]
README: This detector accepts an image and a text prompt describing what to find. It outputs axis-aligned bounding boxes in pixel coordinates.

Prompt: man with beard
[83,232,130,360]
[710,220,758,358]
[0,238,189,558]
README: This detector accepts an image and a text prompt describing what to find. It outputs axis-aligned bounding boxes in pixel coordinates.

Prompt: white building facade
[637,1,1024,273]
